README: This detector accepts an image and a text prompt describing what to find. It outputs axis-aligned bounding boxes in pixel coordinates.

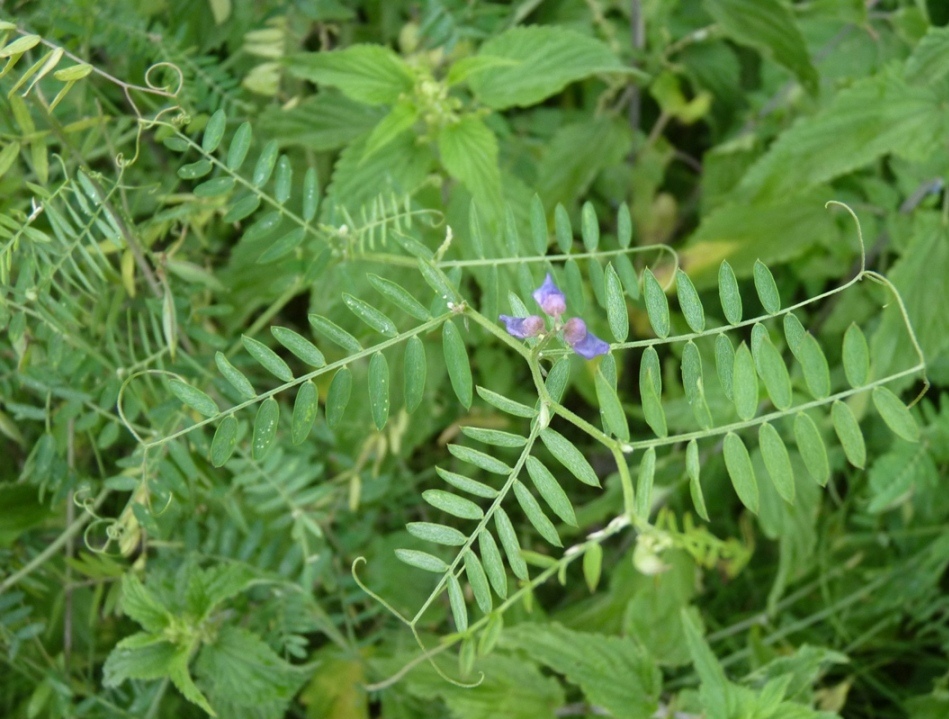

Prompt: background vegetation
[1,0,948,717]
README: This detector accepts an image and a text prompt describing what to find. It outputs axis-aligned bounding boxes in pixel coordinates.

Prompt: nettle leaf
[798,333,830,399]
[308,314,362,353]
[368,274,430,321]
[832,401,866,469]
[404,336,427,414]
[251,397,279,461]
[794,412,830,486]
[642,268,670,338]
[479,531,508,599]
[718,260,742,325]
[464,550,492,613]
[723,432,759,513]
[443,319,473,409]
[210,416,239,467]
[407,522,467,546]
[759,423,795,503]
[686,439,709,521]
[540,429,600,487]
[495,508,528,580]
[842,323,869,388]
[595,368,629,442]
[438,114,502,209]
[436,467,499,498]
[525,456,577,526]
[364,101,418,158]
[676,269,705,333]
[513,481,561,547]
[343,294,397,337]
[468,26,625,110]
[872,387,919,443]
[271,326,325,368]
[732,342,758,421]
[636,447,656,519]
[476,385,536,418]
[120,575,170,633]
[448,444,511,475]
[368,352,390,430]
[242,335,294,382]
[168,379,219,418]
[325,367,353,428]
[753,259,781,314]
[423,489,484,520]
[395,549,448,573]
[604,264,629,342]
[286,45,414,105]
[291,381,318,445]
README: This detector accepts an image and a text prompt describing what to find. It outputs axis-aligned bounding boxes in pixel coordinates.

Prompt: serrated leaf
[443,319,473,409]
[753,259,781,314]
[583,544,603,593]
[215,352,256,399]
[447,574,468,632]
[226,121,252,170]
[794,412,829,486]
[404,335,427,414]
[872,386,919,442]
[325,367,352,428]
[642,268,670,338]
[636,447,656,519]
[447,444,511,475]
[476,386,536,418]
[423,489,484,520]
[367,274,430,320]
[286,45,414,105]
[252,397,279,461]
[604,264,629,343]
[343,293,397,337]
[436,467,499,498]
[464,551,492,613]
[168,379,219,418]
[525,456,577,526]
[291,381,318,445]
[723,432,758,513]
[479,531,507,598]
[686,439,709,521]
[461,427,526,448]
[759,423,795,503]
[242,335,294,382]
[798,333,830,398]
[732,342,758,421]
[842,323,869,388]
[718,260,742,325]
[210,416,238,467]
[394,548,448,573]
[595,368,629,442]
[676,269,705,333]
[641,366,667,438]
[756,337,792,410]
[406,522,467,546]
[203,109,227,153]
[540,429,600,487]
[581,201,599,251]
[269,325,325,368]
[832,401,866,468]
[495,508,528,580]
[513,481,561,547]
[439,115,502,210]
[368,352,390,430]
[308,314,362,353]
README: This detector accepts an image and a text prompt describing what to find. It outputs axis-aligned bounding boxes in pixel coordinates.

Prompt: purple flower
[532,273,566,318]
[500,315,545,339]
[563,318,610,359]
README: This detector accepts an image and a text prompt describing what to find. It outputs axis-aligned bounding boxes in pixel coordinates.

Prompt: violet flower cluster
[499,273,610,360]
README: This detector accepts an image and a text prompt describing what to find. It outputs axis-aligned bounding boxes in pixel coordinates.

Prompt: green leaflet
[565,259,585,313]
[443,319,473,409]
[226,121,252,170]
[832,400,866,469]
[554,203,572,253]
[302,167,320,222]
[495,508,528,580]
[476,385,536,418]
[872,386,919,442]
[595,368,629,442]
[614,253,639,300]
[461,426,527,448]
[642,268,670,338]
[464,550,492,613]
[513,481,561,547]
[842,323,869,388]
[604,264,629,342]
[715,333,736,401]
[271,326,325,367]
[636,447,656,519]
[581,201,599,252]
[468,198,486,258]
[403,335,427,414]
[308,314,363,353]
[723,432,758,513]
[794,411,829,486]
[436,468,499,498]
[798,333,830,399]
[168,379,218,418]
[367,274,430,321]
[259,228,307,265]
[222,195,260,224]
[525,456,577,526]
[783,312,806,358]
[215,352,256,399]
[718,260,742,325]
[178,159,212,180]
[479,531,508,599]
[447,574,468,632]
[193,176,235,198]
[641,366,668,438]
[545,358,571,404]
[325,367,352,428]
[583,544,603,593]
[447,444,511,475]
[755,336,792,410]
[681,340,712,429]
[274,155,291,202]
[395,548,448,574]
[641,346,662,395]
[343,293,397,337]
[242,335,294,383]
[732,342,758,421]
[753,259,781,314]
[540,429,600,487]
[759,422,795,503]
[251,397,279,461]
[479,613,504,656]
[588,258,606,308]
[423,489,484,520]
[407,522,467,546]
[202,109,226,153]
[529,194,547,255]
[210,416,238,468]
[617,203,632,248]
[676,269,705,333]
[686,439,709,521]
[368,352,390,430]
[290,381,318,445]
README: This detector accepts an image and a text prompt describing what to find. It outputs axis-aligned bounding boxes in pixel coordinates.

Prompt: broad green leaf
[872,387,919,442]
[641,367,667,438]
[423,489,483,520]
[251,397,279,461]
[798,333,830,398]
[102,634,180,687]
[581,201,599,251]
[439,115,502,210]
[447,574,468,632]
[460,427,526,448]
[583,544,603,593]
[642,268,670,338]
[302,167,320,221]
[394,548,448,573]
[753,259,781,314]
[832,401,866,469]
[525,456,577,526]
[759,423,795,503]
[120,575,170,633]
[676,269,705,332]
[636,447,656,519]
[367,274,430,321]
[215,352,256,399]
[604,264,629,343]
[529,194,547,255]
[271,326,325,367]
[554,203,572,253]
[479,531,507,599]
[343,293,397,337]
[686,439,709,521]
[210,416,238,467]
[226,121,252,170]
[203,109,227,153]
[905,25,949,85]
[364,101,418,158]
[168,379,218,418]
[476,385,536,418]
[325,367,352,428]
[368,352,390,430]
[595,368,629,442]
[443,320,473,409]
[291,381,318,445]
[703,0,817,94]
[436,467,499,498]
[242,335,293,382]
[404,336,426,414]
[540,429,600,487]
[407,522,466,546]
[308,314,362,353]
[732,342,758,421]
[464,551,492,613]
[617,203,632,248]
[286,45,414,105]
[447,444,511,475]
[513,482,561,547]
[468,26,625,110]
[495,508,528,580]
[718,260,742,325]
[756,337,792,410]
[723,432,758,513]
[842,323,869,388]
[794,412,829,486]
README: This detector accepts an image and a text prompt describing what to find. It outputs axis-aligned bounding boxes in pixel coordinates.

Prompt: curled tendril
[144,61,184,97]
[83,518,120,555]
